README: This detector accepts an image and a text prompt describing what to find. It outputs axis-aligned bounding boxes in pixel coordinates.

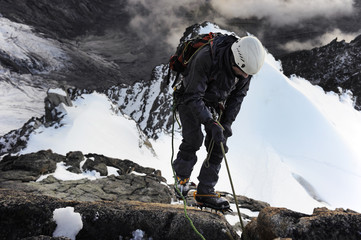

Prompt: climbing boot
[194,191,230,211]
[174,176,192,199]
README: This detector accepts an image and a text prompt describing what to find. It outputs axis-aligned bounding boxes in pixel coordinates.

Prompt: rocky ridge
[1,149,361,239]
[0,189,237,240]
[106,64,175,139]
[0,150,256,240]
[0,150,170,203]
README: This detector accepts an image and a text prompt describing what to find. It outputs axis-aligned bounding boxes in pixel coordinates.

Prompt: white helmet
[231,36,265,75]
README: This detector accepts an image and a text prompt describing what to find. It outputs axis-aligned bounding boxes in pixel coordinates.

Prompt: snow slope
[223,54,361,212]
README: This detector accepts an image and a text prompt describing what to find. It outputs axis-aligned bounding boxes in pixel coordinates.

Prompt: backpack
[167,32,219,87]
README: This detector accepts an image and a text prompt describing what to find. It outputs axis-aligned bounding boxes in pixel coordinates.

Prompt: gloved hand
[205,120,225,144]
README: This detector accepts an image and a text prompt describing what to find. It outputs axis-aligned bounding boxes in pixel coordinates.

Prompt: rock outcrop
[1,150,361,239]
[106,64,174,139]
[242,207,361,240]
[0,150,272,239]
[0,150,171,204]
[44,88,72,123]
[0,189,240,240]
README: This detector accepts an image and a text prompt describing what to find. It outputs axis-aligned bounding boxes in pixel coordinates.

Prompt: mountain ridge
[281,35,361,110]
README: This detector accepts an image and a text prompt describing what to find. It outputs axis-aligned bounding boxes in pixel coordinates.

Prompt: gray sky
[210,0,355,26]
[125,0,360,54]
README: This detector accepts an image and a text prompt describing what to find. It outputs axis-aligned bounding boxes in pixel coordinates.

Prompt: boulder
[242,207,361,240]
[82,158,108,176]
[0,150,64,181]
[64,151,84,174]
[0,189,240,240]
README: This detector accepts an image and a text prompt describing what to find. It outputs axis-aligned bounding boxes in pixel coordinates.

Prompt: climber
[172,34,266,211]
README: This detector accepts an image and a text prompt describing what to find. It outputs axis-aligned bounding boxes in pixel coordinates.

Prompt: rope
[204,114,223,168]
[205,109,246,233]
[170,102,206,240]
[204,140,214,168]
[220,142,245,232]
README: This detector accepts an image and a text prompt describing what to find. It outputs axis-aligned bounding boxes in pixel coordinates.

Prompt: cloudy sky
[211,0,355,26]
[125,0,361,54]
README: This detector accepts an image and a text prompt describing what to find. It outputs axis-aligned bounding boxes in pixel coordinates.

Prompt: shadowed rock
[242,206,361,240]
[0,189,240,240]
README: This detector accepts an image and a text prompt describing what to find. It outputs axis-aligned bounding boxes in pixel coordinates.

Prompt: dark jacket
[180,35,252,128]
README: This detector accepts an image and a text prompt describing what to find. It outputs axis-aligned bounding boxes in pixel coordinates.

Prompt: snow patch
[53,207,83,240]
[131,229,152,240]
[48,88,67,97]
[107,166,120,176]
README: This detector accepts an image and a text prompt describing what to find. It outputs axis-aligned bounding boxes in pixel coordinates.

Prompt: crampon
[193,191,233,214]
[174,177,197,199]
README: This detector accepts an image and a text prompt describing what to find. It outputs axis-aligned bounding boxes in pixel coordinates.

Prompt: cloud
[125,0,209,49]
[210,0,355,26]
[124,0,359,56]
[281,28,361,52]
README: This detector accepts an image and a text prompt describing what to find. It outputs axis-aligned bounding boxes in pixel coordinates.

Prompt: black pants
[172,103,228,194]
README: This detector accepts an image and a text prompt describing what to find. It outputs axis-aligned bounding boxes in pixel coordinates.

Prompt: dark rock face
[242,207,361,240]
[0,189,240,240]
[280,35,361,110]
